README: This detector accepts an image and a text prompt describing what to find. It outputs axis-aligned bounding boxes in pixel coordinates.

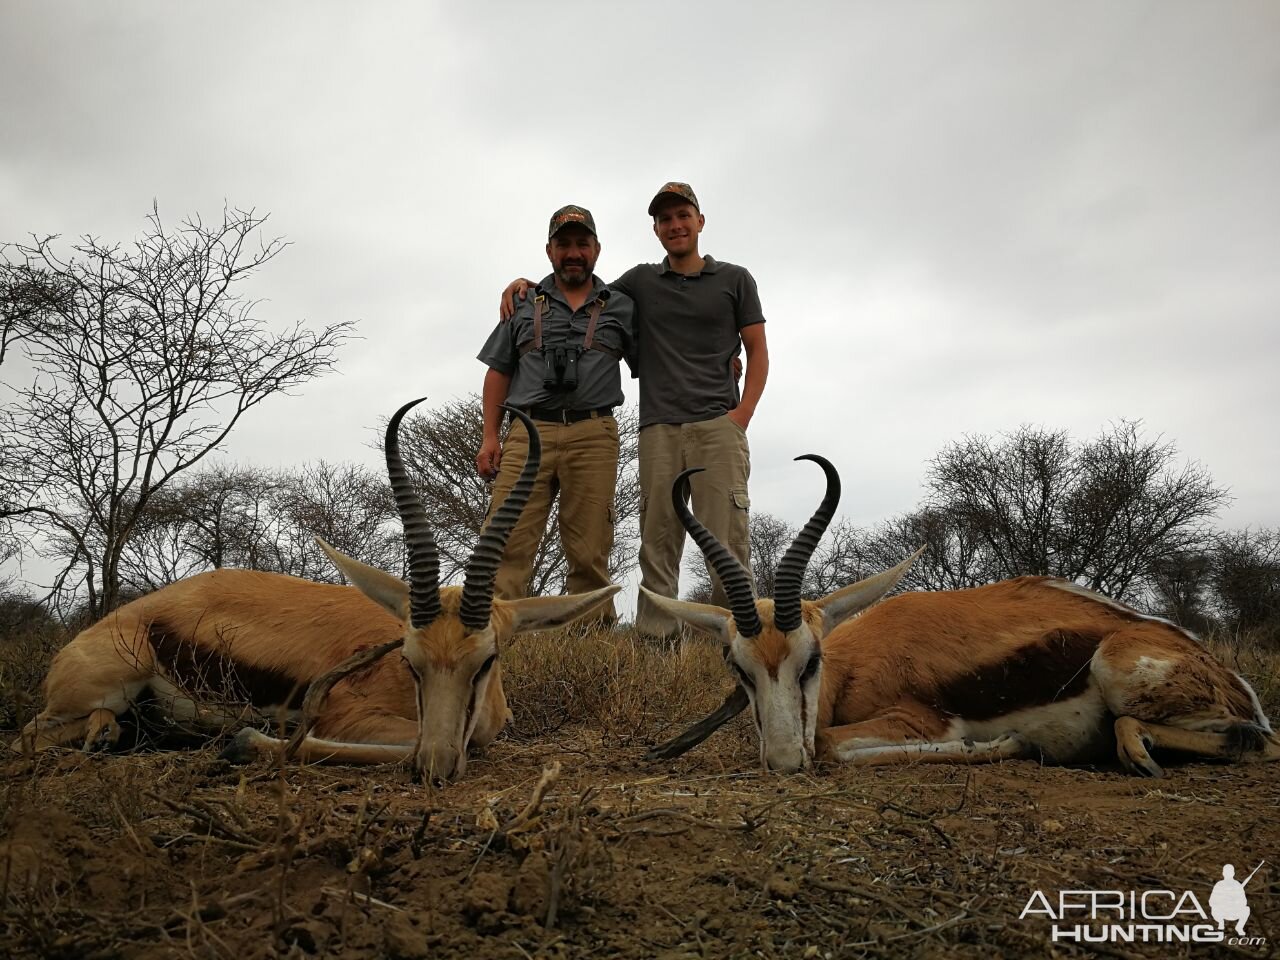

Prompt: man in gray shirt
[501,184,769,637]
[477,205,636,622]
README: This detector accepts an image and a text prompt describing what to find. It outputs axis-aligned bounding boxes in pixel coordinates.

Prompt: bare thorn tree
[683,511,798,602]
[0,205,353,616]
[926,420,1226,602]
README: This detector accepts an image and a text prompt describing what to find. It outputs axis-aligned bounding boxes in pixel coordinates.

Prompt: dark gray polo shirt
[611,255,765,428]
[477,274,636,411]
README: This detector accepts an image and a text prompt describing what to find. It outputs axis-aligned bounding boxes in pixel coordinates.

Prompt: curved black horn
[645,685,750,760]
[386,398,441,628]
[672,468,762,638]
[460,406,542,629]
[773,455,841,633]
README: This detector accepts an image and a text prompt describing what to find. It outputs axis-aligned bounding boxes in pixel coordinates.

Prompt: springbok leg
[221,727,416,766]
[1115,716,1280,777]
[835,734,1030,767]
[82,708,123,752]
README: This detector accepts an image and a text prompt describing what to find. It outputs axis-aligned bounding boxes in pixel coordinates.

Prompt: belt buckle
[562,409,572,425]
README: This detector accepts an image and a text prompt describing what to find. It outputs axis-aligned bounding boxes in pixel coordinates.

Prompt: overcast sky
[3,2,1278,603]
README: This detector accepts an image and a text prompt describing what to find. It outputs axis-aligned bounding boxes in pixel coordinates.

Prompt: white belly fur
[949,682,1111,763]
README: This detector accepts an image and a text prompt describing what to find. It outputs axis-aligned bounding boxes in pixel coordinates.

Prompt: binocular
[542,344,581,392]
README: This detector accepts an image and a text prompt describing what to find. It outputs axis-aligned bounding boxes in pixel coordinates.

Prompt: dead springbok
[643,456,1278,777]
[14,400,618,781]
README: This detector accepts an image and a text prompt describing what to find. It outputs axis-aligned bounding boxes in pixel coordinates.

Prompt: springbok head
[640,456,917,772]
[320,398,618,782]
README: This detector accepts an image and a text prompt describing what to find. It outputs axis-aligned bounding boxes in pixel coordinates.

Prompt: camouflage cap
[547,205,597,239]
[647,181,700,216]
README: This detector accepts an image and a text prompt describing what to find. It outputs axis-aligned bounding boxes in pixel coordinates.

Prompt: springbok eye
[799,651,822,684]
[730,661,756,690]
[473,654,497,684]
[401,655,420,677]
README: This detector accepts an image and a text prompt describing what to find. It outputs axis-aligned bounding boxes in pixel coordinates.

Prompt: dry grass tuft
[503,626,749,750]
[1203,627,1280,717]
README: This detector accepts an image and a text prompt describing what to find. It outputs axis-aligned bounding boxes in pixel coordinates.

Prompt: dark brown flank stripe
[148,622,307,709]
[931,628,1103,722]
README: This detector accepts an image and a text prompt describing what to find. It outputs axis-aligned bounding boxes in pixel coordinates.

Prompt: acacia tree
[0,206,352,617]
[926,421,1225,603]
[807,507,998,598]
[117,461,400,591]
[394,395,642,594]
[252,461,400,581]
[1211,527,1280,640]
[683,510,800,602]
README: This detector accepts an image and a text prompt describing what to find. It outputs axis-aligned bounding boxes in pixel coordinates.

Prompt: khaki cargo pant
[484,413,619,623]
[635,413,751,636]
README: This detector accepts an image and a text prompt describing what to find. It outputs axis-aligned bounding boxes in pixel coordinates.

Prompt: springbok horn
[645,685,750,760]
[386,398,441,628]
[772,455,841,632]
[671,468,762,638]
[460,406,542,629]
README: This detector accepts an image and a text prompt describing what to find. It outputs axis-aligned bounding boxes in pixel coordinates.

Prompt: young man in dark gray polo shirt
[476,205,636,622]
[500,184,769,637]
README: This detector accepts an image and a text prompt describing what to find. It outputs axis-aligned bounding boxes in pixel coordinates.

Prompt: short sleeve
[735,269,765,330]
[476,318,518,374]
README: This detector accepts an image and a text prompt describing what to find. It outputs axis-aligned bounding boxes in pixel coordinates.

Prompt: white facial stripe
[731,629,821,771]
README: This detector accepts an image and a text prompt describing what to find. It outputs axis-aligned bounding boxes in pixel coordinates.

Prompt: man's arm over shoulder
[608,263,651,301]
[606,289,638,376]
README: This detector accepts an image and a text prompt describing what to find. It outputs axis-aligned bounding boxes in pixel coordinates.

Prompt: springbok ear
[814,547,923,635]
[638,587,735,646]
[316,537,410,621]
[506,585,621,634]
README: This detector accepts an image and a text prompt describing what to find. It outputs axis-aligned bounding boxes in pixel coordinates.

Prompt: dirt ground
[2,711,1277,960]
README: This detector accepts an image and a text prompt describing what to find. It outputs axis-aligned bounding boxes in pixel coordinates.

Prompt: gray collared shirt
[477,274,636,410]
[611,255,765,428]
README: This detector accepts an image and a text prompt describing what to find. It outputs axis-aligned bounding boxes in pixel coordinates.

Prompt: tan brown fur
[656,568,1275,775]
[805,576,1276,774]
[17,568,613,782]
[19,570,415,752]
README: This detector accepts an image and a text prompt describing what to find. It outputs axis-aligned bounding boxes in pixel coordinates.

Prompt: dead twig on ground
[501,760,562,834]
[145,791,263,848]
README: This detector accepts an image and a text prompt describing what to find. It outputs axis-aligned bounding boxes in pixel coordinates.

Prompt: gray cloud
[3,1,1277,602]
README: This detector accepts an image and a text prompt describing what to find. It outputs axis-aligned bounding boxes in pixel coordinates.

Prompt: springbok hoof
[219,728,261,764]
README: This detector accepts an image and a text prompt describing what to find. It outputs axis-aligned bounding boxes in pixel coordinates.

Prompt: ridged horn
[773,455,841,633]
[671,468,762,638]
[460,406,542,629]
[645,685,750,760]
[386,398,441,628]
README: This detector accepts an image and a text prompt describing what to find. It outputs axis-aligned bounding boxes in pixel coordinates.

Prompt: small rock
[383,913,430,959]
[510,852,549,918]
[462,872,511,918]
[766,874,800,900]
[281,919,331,954]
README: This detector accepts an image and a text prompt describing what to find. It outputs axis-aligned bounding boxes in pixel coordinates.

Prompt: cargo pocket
[729,488,751,554]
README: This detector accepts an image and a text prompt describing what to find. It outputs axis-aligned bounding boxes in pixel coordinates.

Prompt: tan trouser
[484,414,619,622]
[636,414,751,636]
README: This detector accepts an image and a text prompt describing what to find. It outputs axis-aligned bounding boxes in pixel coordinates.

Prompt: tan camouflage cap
[647,181,700,216]
[547,205,597,239]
